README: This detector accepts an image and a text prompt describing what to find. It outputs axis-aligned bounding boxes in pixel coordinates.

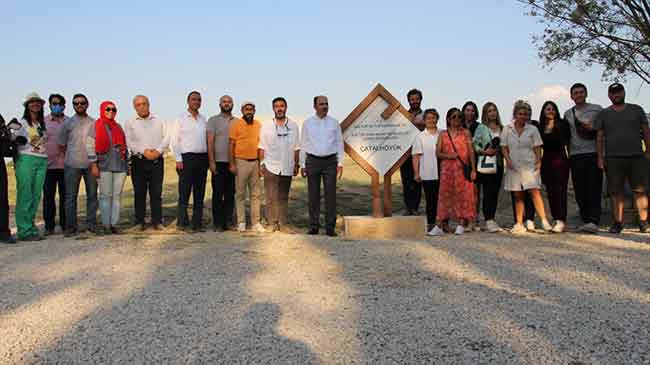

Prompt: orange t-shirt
[229,118,261,159]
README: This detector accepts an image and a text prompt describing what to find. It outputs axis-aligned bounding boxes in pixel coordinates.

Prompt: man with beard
[207,95,236,232]
[400,89,425,215]
[229,101,264,233]
[595,83,650,234]
[259,97,300,233]
[172,91,209,232]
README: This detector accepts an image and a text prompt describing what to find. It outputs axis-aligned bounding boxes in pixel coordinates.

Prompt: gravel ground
[0,229,649,364]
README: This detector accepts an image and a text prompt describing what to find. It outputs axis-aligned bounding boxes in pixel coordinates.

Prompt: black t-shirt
[538,119,571,154]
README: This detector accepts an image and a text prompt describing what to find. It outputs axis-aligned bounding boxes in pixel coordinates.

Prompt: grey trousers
[306,154,337,231]
[264,172,292,226]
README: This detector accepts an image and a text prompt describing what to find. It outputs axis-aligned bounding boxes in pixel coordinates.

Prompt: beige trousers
[235,159,261,225]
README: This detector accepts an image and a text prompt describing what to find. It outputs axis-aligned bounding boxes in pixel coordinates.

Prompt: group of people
[0,91,343,243]
[404,83,650,237]
[0,81,648,244]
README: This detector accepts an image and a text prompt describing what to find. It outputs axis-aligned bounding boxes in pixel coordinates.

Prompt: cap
[241,101,255,108]
[23,92,45,106]
[608,83,625,93]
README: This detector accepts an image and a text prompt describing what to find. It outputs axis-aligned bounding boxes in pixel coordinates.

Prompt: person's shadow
[217,302,319,364]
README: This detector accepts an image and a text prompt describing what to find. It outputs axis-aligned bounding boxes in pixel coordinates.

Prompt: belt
[237,158,259,162]
[307,153,336,160]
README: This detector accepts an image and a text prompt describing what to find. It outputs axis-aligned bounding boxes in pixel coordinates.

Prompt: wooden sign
[341,83,420,217]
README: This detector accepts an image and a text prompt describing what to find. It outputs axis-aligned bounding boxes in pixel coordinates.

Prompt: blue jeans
[65,167,98,231]
[99,171,126,227]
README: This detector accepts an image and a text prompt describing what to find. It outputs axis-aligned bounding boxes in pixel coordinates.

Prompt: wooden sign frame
[340,83,419,218]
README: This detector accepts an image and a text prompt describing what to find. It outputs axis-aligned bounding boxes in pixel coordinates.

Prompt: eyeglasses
[73,101,87,106]
[105,107,117,113]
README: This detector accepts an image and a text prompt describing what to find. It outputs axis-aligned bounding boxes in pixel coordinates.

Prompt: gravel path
[0,229,649,364]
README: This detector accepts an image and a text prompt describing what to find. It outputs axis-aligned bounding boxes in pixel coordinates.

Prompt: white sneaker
[580,222,599,234]
[541,219,553,232]
[486,220,502,233]
[427,226,444,236]
[454,225,465,235]
[552,220,565,233]
[252,223,267,233]
[525,220,536,231]
[237,223,246,233]
[511,223,527,235]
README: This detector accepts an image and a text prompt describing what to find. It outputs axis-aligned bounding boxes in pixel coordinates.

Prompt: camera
[486,136,501,150]
[0,113,28,159]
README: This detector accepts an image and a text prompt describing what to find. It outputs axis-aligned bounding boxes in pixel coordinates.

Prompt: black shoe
[271,224,280,233]
[139,224,147,232]
[0,235,16,244]
[326,230,337,237]
[45,228,55,236]
[609,222,623,234]
[110,226,120,235]
[308,228,319,235]
[640,221,650,233]
[213,226,224,232]
[64,229,77,238]
[152,224,163,231]
[86,225,96,234]
[192,226,205,233]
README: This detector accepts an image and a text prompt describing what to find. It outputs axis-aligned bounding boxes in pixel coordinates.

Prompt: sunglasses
[73,101,87,106]
[105,107,117,113]
[450,114,461,120]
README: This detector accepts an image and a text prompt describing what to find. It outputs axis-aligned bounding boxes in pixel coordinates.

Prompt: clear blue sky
[2,0,648,123]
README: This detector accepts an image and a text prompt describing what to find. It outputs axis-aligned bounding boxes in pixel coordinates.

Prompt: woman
[92,101,128,234]
[510,103,537,230]
[538,101,571,233]
[412,109,441,234]
[462,101,482,231]
[14,93,49,241]
[502,100,552,234]
[430,108,476,235]
[473,102,504,232]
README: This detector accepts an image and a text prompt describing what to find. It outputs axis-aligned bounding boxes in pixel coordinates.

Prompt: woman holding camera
[473,102,504,232]
[15,93,49,241]
[538,101,571,233]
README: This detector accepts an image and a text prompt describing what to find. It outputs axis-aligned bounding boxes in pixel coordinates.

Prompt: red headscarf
[95,101,126,158]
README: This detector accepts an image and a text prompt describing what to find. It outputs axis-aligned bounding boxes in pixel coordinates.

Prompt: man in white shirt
[125,95,169,231]
[259,97,300,233]
[171,91,208,232]
[299,95,344,236]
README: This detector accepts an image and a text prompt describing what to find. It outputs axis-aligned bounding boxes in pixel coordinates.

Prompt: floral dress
[436,130,476,222]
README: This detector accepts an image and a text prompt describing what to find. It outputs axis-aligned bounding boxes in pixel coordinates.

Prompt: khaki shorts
[605,156,649,194]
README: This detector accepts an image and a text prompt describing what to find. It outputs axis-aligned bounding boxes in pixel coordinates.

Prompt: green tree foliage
[520,0,650,83]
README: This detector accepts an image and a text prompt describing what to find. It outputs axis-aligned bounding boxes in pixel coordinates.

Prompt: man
[43,93,68,235]
[595,83,650,234]
[563,83,603,233]
[59,93,98,236]
[300,95,344,237]
[229,101,264,233]
[207,95,236,232]
[400,89,425,215]
[125,95,168,231]
[259,97,300,233]
[0,113,16,244]
[172,91,209,232]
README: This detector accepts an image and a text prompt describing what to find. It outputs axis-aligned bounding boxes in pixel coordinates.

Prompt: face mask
[51,104,65,115]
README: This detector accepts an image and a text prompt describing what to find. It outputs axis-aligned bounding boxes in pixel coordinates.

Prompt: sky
[2,0,649,125]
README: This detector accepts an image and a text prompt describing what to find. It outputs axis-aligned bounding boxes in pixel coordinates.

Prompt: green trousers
[15,154,47,239]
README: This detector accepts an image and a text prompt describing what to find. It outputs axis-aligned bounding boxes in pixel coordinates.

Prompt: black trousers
[211,161,235,229]
[178,153,208,229]
[0,158,10,237]
[511,191,535,222]
[478,167,504,220]
[131,157,164,225]
[43,168,66,231]
[400,156,422,212]
[306,154,337,231]
[570,153,603,225]
[421,180,440,225]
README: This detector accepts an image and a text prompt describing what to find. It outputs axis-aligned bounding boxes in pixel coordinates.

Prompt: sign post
[341,83,420,218]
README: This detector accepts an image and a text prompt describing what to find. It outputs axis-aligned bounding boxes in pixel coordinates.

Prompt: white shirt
[411,129,439,180]
[299,114,344,168]
[124,114,169,155]
[171,111,208,162]
[259,118,300,176]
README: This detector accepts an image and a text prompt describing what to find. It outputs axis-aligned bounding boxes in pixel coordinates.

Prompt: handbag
[477,155,497,174]
[572,107,596,140]
[447,131,473,181]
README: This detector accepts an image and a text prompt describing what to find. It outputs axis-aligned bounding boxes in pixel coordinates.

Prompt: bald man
[124,95,169,231]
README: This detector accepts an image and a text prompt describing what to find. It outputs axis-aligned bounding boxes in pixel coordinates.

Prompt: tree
[519,0,650,84]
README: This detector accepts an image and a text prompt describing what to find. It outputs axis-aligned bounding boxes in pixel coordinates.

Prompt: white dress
[502,123,543,191]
